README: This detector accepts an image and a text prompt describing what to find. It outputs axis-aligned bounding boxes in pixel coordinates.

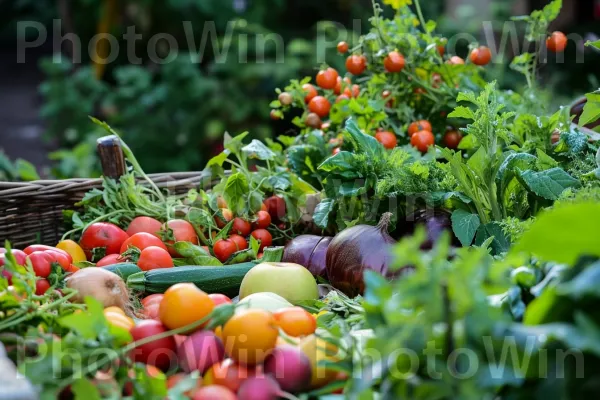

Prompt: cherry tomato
[80,222,129,261]
[217,196,228,209]
[97,253,125,267]
[384,51,405,72]
[142,303,160,319]
[316,68,339,90]
[26,252,52,278]
[332,147,341,155]
[141,294,164,308]
[229,234,248,252]
[410,130,435,153]
[346,54,367,75]
[222,309,279,365]
[213,239,238,263]
[273,307,317,337]
[344,84,360,98]
[35,279,51,295]
[231,218,251,236]
[130,320,177,371]
[120,232,167,254]
[138,246,174,271]
[305,112,322,129]
[469,46,492,66]
[333,77,342,95]
[251,229,272,251]
[270,109,280,121]
[443,130,463,149]
[159,283,214,330]
[209,293,233,307]
[164,219,199,256]
[408,120,432,136]
[337,41,349,54]
[278,92,293,106]
[253,210,271,230]
[302,84,318,103]
[215,208,233,229]
[308,96,331,118]
[56,240,87,263]
[547,31,567,53]
[263,195,286,222]
[448,56,465,65]
[203,358,251,392]
[336,94,350,103]
[126,216,162,237]
[437,44,446,56]
[375,131,397,149]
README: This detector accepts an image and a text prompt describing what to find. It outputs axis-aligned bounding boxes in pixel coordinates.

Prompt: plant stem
[414,0,428,33]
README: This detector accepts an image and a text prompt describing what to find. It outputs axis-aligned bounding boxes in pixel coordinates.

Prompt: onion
[282,235,332,279]
[325,213,396,296]
[402,209,457,249]
[66,268,133,315]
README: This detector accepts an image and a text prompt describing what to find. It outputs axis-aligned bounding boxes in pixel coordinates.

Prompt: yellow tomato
[299,335,340,389]
[104,310,134,331]
[56,240,87,263]
[104,306,125,316]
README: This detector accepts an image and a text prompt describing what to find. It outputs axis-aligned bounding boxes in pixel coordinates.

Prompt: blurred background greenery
[0,0,598,179]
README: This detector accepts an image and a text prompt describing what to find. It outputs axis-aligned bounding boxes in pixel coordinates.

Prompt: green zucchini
[102,263,142,281]
[127,263,256,297]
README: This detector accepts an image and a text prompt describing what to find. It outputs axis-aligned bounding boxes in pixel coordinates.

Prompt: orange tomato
[159,283,214,330]
[408,120,432,136]
[273,307,317,337]
[383,51,405,73]
[410,130,435,153]
[308,96,331,118]
[222,309,279,365]
[104,310,134,331]
[375,131,397,149]
[469,46,492,66]
[547,31,567,53]
[337,41,349,54]
[203,358,252,392]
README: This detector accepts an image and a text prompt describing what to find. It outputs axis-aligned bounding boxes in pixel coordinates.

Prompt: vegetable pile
[3,0,600,399]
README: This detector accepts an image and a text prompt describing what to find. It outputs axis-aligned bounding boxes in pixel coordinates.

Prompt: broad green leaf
[242,139,276,161]
[250,234,261,255]
[72,379,101,400]
[187,207,216,229]
[579,91,600,127]
[277,135,296,147]
[15,159,40,181]
[497,152,537,196]
[518,167,580,200]
[261,246,284,262]
[511,202,600,264]
[174,242,223,266]
[223,172,249,215]
[343,118,384,158]
[474,222,511,255]
[535,149,558,170]
[447,106,475,120]
[318,151,359,179]
[205,151,230,168]
[223,131,249,153]
[313,198,335,229]
[59,297,109,339]
[451,209,480,246]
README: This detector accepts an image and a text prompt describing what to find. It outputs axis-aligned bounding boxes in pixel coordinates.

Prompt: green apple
[236,292,293,313]
[239,262,319,302]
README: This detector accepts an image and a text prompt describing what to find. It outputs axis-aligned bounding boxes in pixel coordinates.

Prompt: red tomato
[308,96,331,118]
[263,196,286,222]
[35,279,51,295]
[410,130,435,153]
[142,303,160,319]
[130,320,177,371]
[469,46,492,66]
[337,41,349,54]
[384,51,405,72]
[408,120,432,136]
[215,209,233,229]
[316,68,339,90]
[120,232,167,254]
[305,113,322,129]
[346,54,367,75]
[229,234,248,251]
[253,210,271,230]
[251,229,272,251]
[231,218,251,236]
[164,219,199,257]
[343,84,360,98]
[213,239,237,263]
[209,293,233,307]
[80,222,129,260]
[302,84,318,103]
[126,216,162,237]
[26,252,52,278]
[97,253,125,267]
[375,131,397,149]
[546,31,567,53]
[141,294,164,308]
[443,130,463,149]
[138,246,174,271]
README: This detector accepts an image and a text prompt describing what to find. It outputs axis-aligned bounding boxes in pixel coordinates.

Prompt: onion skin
[66,267,133,315]
[325,213,396,296]
[282,235,332,279]
[402,209,458,249]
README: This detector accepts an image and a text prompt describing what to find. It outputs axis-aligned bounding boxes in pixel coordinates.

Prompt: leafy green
[451,209,480,246]
[579,91,600,127]
[518,167,581,200]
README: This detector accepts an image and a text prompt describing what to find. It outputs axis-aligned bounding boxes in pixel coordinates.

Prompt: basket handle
[97,135,127,179]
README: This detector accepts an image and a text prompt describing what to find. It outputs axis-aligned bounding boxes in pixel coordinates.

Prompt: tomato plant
[337,41,348,54]
[308,96,331,118]
[345,55,367,75]
[302,84,318,103]
[546,31,567,52]
[383,51,405,73]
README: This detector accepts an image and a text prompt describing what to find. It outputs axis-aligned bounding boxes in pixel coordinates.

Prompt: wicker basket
[0,136,210,248]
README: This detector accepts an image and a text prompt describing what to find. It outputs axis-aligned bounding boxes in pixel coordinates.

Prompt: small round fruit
[35,279,51,295]
[448,56,465,65]
[126,216,162,237]
[332,147,341,155]
[209,293,232,307]
[232,218,252,236]
[263,195,286,222]
[308,96,331,118]
[138,246,174,271]
[164,219,199,256]
[178,331,225,374]
[278,92,293,106]
[408,120,432,136]
[253,210,271,230]
[159,283,214,330]
[270,110,281,120]
[213,239,238,263]
[80,222,129,260]
[384,51,405,72]
[203,358,251,392]
[120,232,167,253]
[222,309,279,365]
[547,31,567,53]
[410,130,435,153]
[305,112,322,129]
[345,54,367,75]
[302,84,317,103]
[316,68,338,90]
[264,346,312,393]
[375,131,397,149]
[215,208,233,229]
[229,234,248,251]
[97,253,125,267]
[335,94,350,103]
[130,320,177,371]
[443,130,463,149]
[251,229,273,251]
[470,46,492,66]
[193,385,237,400]
[273,307,317,337]
[337,41,349,54]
